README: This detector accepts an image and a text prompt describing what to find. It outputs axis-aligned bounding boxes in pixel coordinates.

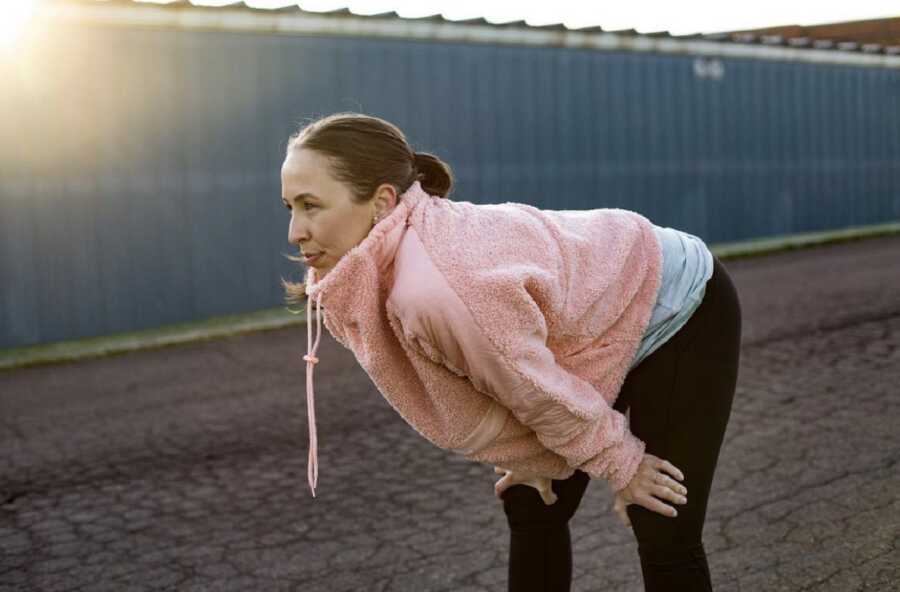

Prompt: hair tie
[411,152,423,182]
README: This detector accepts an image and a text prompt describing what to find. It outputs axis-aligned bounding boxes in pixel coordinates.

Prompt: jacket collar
[304,180,429,317]
[299,180,431,497]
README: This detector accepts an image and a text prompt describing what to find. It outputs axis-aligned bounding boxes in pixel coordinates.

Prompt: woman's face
[281,147,394,278]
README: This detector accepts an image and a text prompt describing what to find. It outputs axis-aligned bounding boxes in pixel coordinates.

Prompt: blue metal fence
[1,16,898,348]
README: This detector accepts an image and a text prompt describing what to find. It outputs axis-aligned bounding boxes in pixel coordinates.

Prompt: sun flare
[1,0,39,48]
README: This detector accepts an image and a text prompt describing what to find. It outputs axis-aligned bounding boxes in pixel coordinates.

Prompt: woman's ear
[372,183,398,218]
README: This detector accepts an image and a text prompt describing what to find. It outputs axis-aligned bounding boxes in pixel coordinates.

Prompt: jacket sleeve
[399,278,647,493]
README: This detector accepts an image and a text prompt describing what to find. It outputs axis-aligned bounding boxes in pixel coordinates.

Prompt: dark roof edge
[47,0,900,63]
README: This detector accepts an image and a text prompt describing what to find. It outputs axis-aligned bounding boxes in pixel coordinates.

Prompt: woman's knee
[627,500,706,552]
[502,471,589,532]
[638,540,707,566]
[502,487,565,532]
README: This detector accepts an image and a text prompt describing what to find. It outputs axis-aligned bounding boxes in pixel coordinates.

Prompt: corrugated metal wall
[1,19,898,348]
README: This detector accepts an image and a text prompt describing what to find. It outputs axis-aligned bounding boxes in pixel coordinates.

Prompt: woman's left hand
[612,490,633,527]
[611,453,687,528]
[494,466,558,505]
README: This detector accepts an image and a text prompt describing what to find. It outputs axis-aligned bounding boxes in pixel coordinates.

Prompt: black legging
[501,254,742,591]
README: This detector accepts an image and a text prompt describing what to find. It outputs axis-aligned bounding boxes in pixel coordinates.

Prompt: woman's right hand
[612,453,687,527]
[493,466,558,505]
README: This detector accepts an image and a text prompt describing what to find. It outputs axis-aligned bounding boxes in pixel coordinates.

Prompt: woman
[281,112,741,591]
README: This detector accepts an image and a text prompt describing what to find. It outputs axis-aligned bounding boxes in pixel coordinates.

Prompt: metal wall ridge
[43,1,900,69]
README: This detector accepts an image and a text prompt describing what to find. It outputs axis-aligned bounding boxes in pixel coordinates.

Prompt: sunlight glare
[0,0,38,49]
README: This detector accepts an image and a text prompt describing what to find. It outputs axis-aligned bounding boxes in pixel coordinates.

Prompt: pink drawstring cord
[303,288,324,498]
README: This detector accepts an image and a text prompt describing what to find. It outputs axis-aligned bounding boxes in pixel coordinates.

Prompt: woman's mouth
[303,252,322,265]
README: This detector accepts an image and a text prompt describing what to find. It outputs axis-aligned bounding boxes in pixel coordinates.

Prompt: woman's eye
[282,202,315,211]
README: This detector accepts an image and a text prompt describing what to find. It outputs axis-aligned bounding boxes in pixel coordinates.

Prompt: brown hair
[280,112,454,307]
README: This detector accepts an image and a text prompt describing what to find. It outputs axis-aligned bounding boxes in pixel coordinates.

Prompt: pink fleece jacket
[301,181,663,502]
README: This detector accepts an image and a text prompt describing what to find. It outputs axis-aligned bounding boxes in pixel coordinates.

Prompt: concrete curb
[706,220,900,260]
[0,308,309,372]
[2,220,899,371]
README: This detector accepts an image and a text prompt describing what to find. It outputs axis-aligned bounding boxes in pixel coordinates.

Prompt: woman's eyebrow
[285,192,317,203]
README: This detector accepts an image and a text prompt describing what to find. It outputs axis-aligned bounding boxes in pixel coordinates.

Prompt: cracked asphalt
[2,235,899,591]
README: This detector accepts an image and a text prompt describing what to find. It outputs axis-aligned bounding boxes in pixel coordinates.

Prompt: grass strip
[3,220,898,371]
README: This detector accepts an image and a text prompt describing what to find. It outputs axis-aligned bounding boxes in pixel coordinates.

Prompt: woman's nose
[288,216,308,245]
